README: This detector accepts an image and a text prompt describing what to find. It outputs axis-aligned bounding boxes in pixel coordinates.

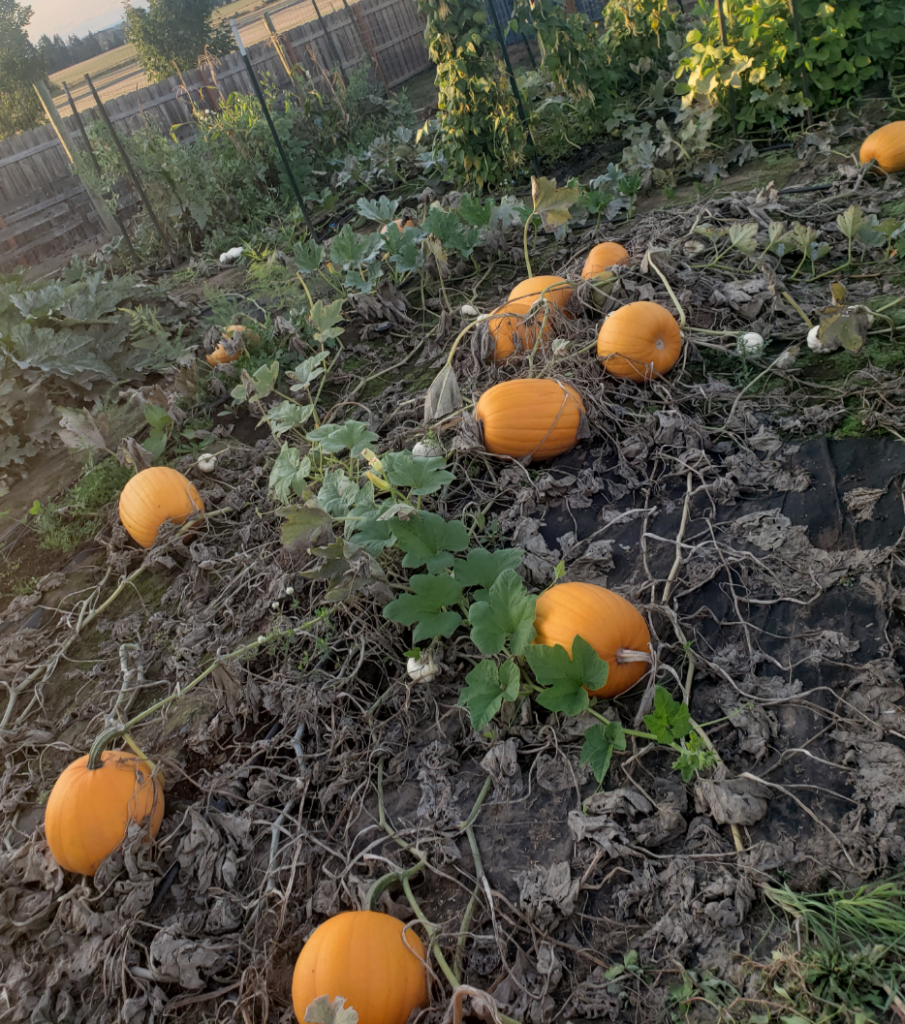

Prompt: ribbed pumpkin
[582,242,630,280]
[206,324,259,366]
[596,301,682,382]
[119,467,204,548]
[474,379,585,462]
[44,750,164,875]
[509,275,574,313]
[292,911,428,1024]
[380,218,418,235]
[860,121,905,174]
[533,582,651,698]
[488,299,555,362]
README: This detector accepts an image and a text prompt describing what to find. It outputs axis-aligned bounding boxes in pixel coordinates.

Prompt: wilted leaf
[817,305,871,354]
[531,176,580,232]
[304,995,359,1024]
[424,364,461,424]
[279,504,334,550]
[57,408,107,451]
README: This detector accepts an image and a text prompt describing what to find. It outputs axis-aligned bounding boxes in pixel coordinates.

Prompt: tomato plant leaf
[526,636,608,714]
[643,686,693,744]
[389,510,469,571]
[382,450,454,495]
[458,659,520,731]
[581,721,626,785]
[467,568,536,655]
[383,573,464,643]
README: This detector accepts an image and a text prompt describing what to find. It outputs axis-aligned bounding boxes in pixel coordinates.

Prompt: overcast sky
[27,0,131,41]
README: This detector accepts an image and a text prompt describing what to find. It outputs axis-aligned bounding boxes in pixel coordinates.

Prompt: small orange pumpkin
[119,467,204,548]
[596,301,682,382]
[380,218,418,235]
[582,242,630,280]
[488,299,555,362]
[509,275,573,313]
[474,379,585,462]
[206,324,260,366]
[292,911,428,1024]
[859,121,905,174]
[533,582,650,698]
[44,749,164,875]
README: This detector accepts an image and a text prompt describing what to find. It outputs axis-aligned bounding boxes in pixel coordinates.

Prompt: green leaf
[458,660,520,731]
[269,444,312,503]
[836,204,865,240]
[309,298,345,346]
[467,569,536,655]
[421,206,480,257]
[330,224,383,268]
[390,510,469,572]
[264,400,315,438]
[531,175,580,232]
[580,721,626,784]
[672,733,716,782]
[143,404,172,431]
[456,193,493,226]
[316,467,361,517]
[356,195,399,224]
[293,238,326,274]
[453,547,523,600]
[306,420,378,457]
[728,222,758,256]
[383,573,464,643]
[233,362,279,403]
[289,351,330,391]
[642,686,693,744]
[382,450,454,495]
[346,508,394,555]
[525,636,608,714]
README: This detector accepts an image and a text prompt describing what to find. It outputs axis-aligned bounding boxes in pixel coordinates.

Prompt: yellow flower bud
[366,471,391,491]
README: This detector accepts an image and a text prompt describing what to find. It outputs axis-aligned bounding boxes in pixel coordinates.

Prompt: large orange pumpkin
[860,121,905,174]
[488,299,555,362]
[119,467,204,548]
[474,379,585,462]
[533,582,650,698]
[206,324,260,366]
[509,275,573,313]
[596,301,682,382]
[582,242,630,280]
[292,911,428,1024]
[44,749,164,875]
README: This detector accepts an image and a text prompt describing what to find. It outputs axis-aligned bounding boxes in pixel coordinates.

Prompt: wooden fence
[0,0,432,274]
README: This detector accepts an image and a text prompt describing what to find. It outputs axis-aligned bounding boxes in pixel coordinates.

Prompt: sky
[26,0,130,41]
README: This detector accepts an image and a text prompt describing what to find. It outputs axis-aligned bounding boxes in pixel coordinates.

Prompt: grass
[31,457,133,554]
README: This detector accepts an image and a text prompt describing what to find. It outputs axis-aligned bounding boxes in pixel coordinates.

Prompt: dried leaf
[424,364,461,424]
[305,996,359,1024]
[530,176,579,232]
[56,408,107,451]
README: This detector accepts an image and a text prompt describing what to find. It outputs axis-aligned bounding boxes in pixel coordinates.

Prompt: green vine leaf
[269,444,312,502]
[293,238,326,274]
[383,573,464,643]
[467,569,536,655]
[458,660,520,731]
[642,686,693,744]
[382,451,454,495]
[231,361,279,403]
[525,636,608,714]
[581,721,626,785]
[329,223,383,268]
[309,298,345,347]
[356,195,399,224]
[289,351,329,391]
[672,733,717,783]
[263,400,315,438]
[453,547,523,600]
[728,222,758,256]
[306,421,378,457]
[389,510,470,572]
[315,467,362,517]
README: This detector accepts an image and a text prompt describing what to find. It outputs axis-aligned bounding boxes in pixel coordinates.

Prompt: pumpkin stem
[365,857,426,911]
[87,724,127,769]
[615,647,653,664]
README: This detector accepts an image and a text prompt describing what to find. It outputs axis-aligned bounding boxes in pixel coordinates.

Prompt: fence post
[32,80,122,245]
[84,73,174,263]
[309,0,349,85]
[485,0,539,175]
[340,0,388,89]
[60,81,141,265]
[263,12,306,94]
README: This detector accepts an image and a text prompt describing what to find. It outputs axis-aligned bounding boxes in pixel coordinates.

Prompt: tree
[124,0,231,82]
[0,0,46,139]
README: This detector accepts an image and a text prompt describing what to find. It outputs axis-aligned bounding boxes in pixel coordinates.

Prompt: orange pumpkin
[509,275,573,313]
[582,242,630,280]
[206,324,259,366]
[860,121,905,174]
[44,749,164,875]
[380,218,418,235]
[119,467,204,548]
[292,911,428,1024]
[488,299,555,362]
[596,301,682,382]
[474,379,585,462]
[533,582,650,698]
